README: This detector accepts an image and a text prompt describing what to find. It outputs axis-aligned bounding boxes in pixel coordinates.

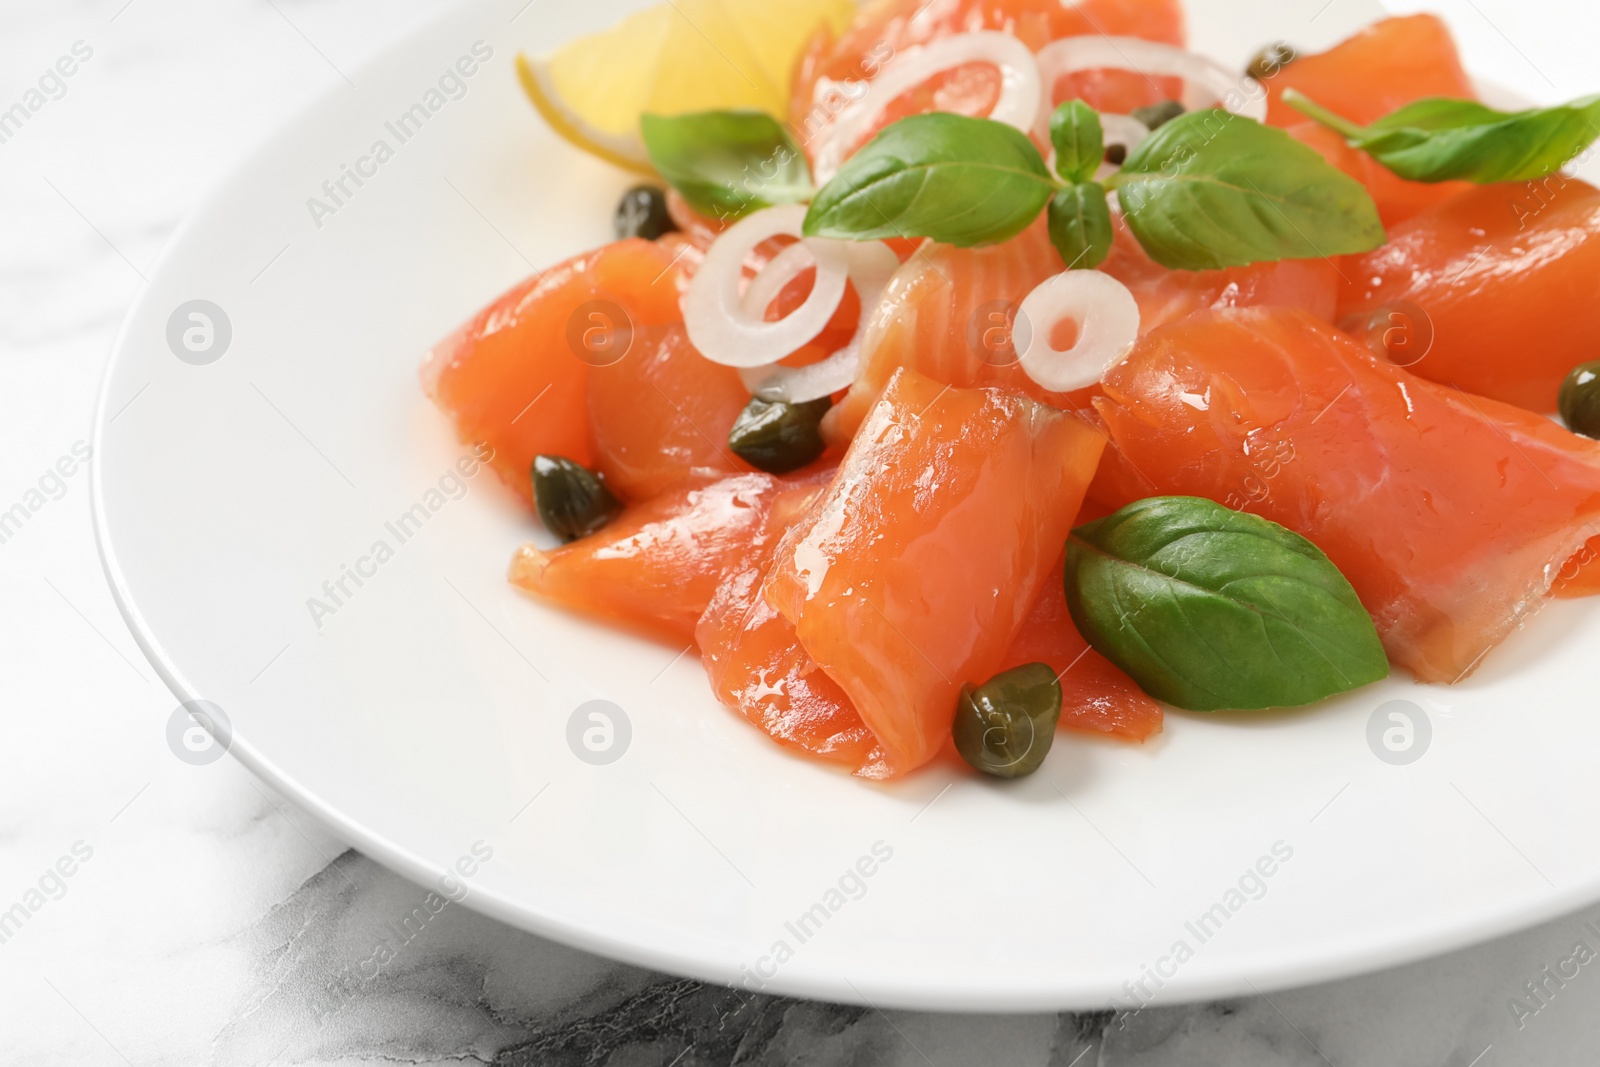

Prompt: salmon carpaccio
[793,0,1186,176]
[1338,178,1600,414]
[823,219,1340,445]
[1092,307,1600,684]
[762,368,1106,776]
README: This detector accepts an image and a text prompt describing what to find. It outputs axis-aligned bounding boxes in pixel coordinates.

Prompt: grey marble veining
[6,0,1600,1064]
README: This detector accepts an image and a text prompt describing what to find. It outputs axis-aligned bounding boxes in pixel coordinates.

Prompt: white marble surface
[4,0,1600,1063]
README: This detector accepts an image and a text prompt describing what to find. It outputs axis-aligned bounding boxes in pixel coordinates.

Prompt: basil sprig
[1284,89,1600,184]
[640,111,812,221]
[800,104,1384,270]
[803,114,1056,247]
[1064,497,1389,712]
[1050,99,1104,184]
[1105,110,1386,270]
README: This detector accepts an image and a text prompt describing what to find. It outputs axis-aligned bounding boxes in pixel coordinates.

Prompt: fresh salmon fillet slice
[509,472,826,645]
[587,323,752,502]
[824,219,1340,445]
[423,239,691,507]
[1263,15,1475,129]
[1338,178,1600,413]
[1093,307,1600,684]
[763,368,1106,776]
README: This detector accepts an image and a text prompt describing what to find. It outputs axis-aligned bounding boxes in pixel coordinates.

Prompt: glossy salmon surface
[1093,307,1600,684]
[764,368,1106,776]
[1338,179,1600,413]
[1264,15,1475,129]
[510,472,818,644]
[423,240,689,506]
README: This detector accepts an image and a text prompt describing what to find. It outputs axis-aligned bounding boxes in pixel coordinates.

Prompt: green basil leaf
[1050,100,1104,183]
[1064,497,1389,711]
[803,114,1056,247]
[1285,89,1600,183]
[1047,184,1113,269]
[1108,109,1386,270]
[641,111,812,221]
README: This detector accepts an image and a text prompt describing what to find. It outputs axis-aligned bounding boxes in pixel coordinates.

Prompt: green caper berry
[1104,143,1128,167]
[953,663,1063,779]
[614,185,678,241]
[1130,99,1186,132]
[1560,361,1600,440]
[728,395,832,474]
[1246,42,1298,83]
[532,455,623,543]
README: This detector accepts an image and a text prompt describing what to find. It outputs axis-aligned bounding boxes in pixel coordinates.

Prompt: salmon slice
[1263,15,1475,129]
[824,220,1340,445]
[698,529,890,778]
[1093,307,1600,684]
[792,0,1185,171]
[1286,121,1470,228]
[763,368,1106,776]
[510,472,825,645]
[1337,178,1600,413]
[587,323,752,502]
[423,239,690,506]
[999,555,1164,741]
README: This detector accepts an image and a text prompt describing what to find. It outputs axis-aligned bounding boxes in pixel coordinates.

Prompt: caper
[728,395,832,474]
[953,663,1063,779]
[1246,42,1298,83]
[532,455,624,542]
[614,185,678,241]
[1560,361,1600,439]
[1130,99,1186,132]
[1104,143,1128,167]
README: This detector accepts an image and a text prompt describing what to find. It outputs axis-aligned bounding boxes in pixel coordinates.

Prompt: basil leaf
[1285,89,1600,184]
[1064,497,1389,712]
[803,114,1056,247]
[1051,100,1104,183]
[1047,184,1113,269]
[1108,109,1386,270]
[641,111,812,221]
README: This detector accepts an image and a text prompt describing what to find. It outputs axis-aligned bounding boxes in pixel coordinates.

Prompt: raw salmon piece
[423,240,688,506]
[588,324,752,502]
[1286,121,1470,228]
[1093,307,1600,683]
[510,472,819,644]
[1264,15,1475,129]
[792,0,1184,171]
[1338,178,1600,413]
[764,368,1106,776]
[1554,538,1600,598]
[697,530,889,778]
[824,219,1340,445]
[999,555,1164,741]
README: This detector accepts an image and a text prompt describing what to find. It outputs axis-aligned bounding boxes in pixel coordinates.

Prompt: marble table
[3,0,1599,1062]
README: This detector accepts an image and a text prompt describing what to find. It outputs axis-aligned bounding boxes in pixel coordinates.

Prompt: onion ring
[1017,271,1141,393]
[683,205,849,370]
[740,241,902,404]
[812,31,1044,183]
[1034,36,1268,127]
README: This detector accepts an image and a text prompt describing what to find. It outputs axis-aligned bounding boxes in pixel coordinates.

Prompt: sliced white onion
[683,205,849,370]
[1017,271,1141,393]
[812,31,1044,183]
[740,241,902,404]
[1034,36,1268,125]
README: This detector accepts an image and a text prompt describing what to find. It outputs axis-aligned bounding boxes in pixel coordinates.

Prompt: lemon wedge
[518,0,854,172]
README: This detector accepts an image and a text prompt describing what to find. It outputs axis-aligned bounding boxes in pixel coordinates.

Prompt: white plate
[93,0,1600,1011]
